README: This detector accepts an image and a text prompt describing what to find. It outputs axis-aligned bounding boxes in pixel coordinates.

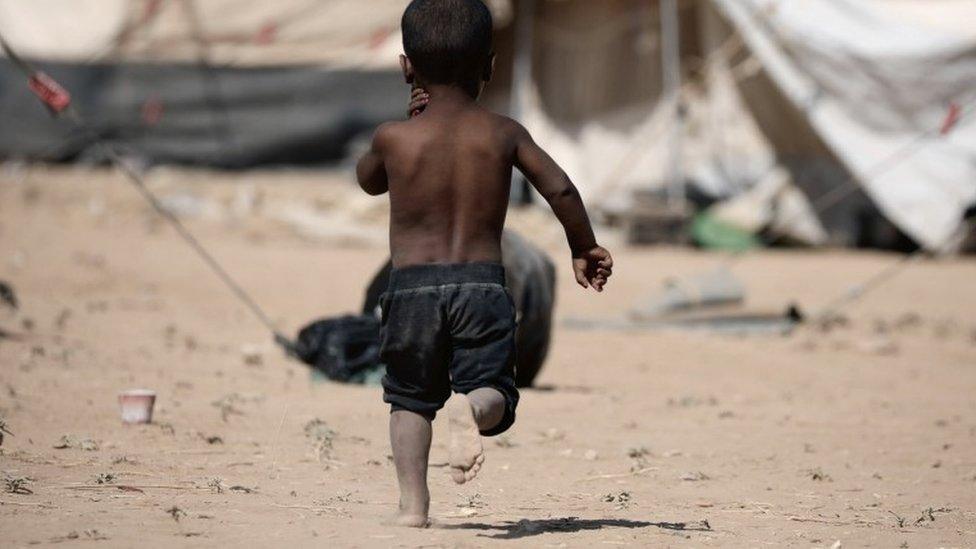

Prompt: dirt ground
[1,165,974,548]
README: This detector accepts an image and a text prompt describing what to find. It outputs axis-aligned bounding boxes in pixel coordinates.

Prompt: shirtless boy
[356,0,613,527]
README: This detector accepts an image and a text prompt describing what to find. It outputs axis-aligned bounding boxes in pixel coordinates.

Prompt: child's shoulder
[370,119,412,152]
[471,108,531,144]
[478,108,522,131]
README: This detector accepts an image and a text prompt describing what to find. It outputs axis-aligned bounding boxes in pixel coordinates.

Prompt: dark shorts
[379,262,519,436]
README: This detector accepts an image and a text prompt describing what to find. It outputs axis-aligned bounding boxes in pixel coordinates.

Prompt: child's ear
[400,54,415,84]
[483,52,496,83]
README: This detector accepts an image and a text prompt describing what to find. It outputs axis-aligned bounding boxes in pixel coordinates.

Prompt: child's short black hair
[402,0,493,86]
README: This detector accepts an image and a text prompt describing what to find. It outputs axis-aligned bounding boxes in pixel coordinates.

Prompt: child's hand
[409,87,429,117]
[572,245,613,292]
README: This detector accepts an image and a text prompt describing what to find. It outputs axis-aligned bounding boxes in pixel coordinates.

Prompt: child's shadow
[438,516,711,540]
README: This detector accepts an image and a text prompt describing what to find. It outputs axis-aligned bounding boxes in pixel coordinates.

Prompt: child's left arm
[356,124,393,195]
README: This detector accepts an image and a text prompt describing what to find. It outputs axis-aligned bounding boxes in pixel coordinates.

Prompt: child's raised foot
[447,393,485,484]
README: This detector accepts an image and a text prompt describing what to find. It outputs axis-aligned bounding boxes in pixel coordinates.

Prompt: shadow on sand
[438,517,711,540]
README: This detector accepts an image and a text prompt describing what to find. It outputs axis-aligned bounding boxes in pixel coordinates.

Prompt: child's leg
[389,409,432,527]
[468,387,506,429]
[446,388,505,484]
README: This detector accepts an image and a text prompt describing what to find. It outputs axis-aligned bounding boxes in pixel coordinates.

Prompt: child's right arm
[356,124,394,196]
[513,124,613,292]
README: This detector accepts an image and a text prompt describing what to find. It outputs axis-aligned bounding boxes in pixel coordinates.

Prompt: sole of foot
[447,393,485,485]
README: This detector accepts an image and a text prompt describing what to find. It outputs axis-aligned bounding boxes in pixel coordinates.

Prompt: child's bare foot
[385,511,430,528]
[447,393,485,484]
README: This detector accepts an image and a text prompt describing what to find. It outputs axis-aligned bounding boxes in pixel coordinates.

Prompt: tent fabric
[0,0,407,67]
[0,60,405,166]
[0,0,514,67]
[513,0,976,251]
[709,0,976,252]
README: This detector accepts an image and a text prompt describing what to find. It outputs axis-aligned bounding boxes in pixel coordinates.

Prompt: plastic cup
[118,389,156,424]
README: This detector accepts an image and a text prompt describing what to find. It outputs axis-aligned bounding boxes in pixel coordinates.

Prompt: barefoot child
[356,0,613,527]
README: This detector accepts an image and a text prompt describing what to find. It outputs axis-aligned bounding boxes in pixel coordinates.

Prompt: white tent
[710,0,976,252]
[507,0,976,251]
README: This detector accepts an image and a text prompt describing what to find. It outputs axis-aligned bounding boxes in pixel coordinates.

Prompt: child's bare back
[366,97,517,267]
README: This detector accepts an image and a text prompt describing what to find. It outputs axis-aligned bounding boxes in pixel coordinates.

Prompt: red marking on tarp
[141,95,164,126]
[941,102,960,136]
[143,0,163,22]
[369,26,393,50]
[28,72,71,113]
[255,22,278,45]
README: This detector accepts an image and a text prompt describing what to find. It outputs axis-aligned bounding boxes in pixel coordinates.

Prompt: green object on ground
[691,213,762,252]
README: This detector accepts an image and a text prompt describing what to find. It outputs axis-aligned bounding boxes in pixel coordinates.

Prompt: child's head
[400,0,494,97]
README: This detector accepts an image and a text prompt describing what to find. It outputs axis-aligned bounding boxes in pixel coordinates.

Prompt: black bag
[295,315,382,383]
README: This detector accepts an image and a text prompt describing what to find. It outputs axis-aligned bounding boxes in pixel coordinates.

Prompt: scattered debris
[180,335,198,351]
[892,312,922,331]
[4,475,33,495]
[888,510,907,528]
[627,446,651,459]
[856,337,899,356]
[494,436,516,448]
[208,477,225,494]
[627,446,652,471]
[50,530,108,543]
[94,473,116,485]
[229,485,256,494]
[457,493,486,511]
[540,428,564,441]
[914,506,951,525]
[53,435,99,451]
[0,418,12,446]
[202,435,223,445]
[807,468,831,482]
[667,395,718,408]
[813,313,849,333]
[240,344,264,367]
[166,505,187,522]
[303,419,336,462]
[54,308,72,331]
[680,471,711,482]
[602,491,632,509]
[0,280,17,310]
[830,541,842,549]
[211,394,250,422]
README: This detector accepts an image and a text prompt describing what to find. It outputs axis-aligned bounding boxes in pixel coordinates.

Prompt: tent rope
[0,30,298,356]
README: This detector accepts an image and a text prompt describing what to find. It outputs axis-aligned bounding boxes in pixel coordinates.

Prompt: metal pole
[510,0,535,204]
[660,0,684,211]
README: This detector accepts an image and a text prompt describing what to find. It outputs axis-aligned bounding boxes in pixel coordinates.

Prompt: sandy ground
[1,165,975,548]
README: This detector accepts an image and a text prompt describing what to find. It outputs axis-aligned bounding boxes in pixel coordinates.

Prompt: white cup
[118,389,156,424]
